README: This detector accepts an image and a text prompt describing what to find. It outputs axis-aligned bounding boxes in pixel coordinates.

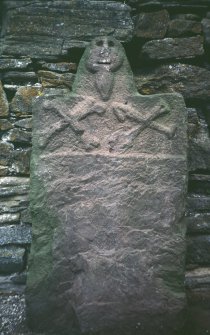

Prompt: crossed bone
[111,101,177,139]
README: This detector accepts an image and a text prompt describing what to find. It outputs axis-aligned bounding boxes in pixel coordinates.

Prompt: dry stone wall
[0,0,210,334]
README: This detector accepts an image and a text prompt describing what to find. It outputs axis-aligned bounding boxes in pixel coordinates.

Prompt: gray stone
[38,70,75,88]
[0,213,20,225]
[0,57,32,70]
[20,208,31,225]
[0,119,13,131]
[0,177,29,187]
[141,36,204,60]
[187,235,210,266]
[202,18,210,46]
[0,274,26,293]
[187,195,210,214]
[187,213,210,235]
[185,268,210,290]
[0,81,9,117]
[0,183,29,197]
[173,14,201,21]
[26,37,187,335]
[14,118,32,130]
[167,19,202,37]
[2,128,32,144]
[0,246,25,275]
[0,141,14,166]
[39,61,77,73]
[10,86,40,117]
[0,225,31,246]
[1,1,133,59]
[134,64,210,100]
[0,195,29,214]
[2,71,37,84]
[188,114,210,172]
[0,166,9,177]
[134,10,169,39]
[10,148,31,175]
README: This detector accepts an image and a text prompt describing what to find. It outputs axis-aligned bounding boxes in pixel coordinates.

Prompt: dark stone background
[0,0,210,334]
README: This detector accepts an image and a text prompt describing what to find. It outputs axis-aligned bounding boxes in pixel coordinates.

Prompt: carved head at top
[86,36,124,73]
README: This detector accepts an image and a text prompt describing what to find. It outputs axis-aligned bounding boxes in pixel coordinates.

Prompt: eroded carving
[27,36,187,335]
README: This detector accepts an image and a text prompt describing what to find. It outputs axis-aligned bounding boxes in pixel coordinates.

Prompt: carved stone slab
[26,37,187,335]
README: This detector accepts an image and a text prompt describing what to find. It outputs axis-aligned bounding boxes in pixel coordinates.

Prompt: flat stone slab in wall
[26,37,187,335]
[1,1,133,59]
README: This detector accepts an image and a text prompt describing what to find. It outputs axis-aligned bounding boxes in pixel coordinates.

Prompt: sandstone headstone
[26,37,187,335]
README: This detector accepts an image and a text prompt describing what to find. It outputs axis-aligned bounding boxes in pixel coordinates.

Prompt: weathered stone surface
[167,19,202,37]
[0,213,20,225]
[0,225,31,246]
[1,1,133,59]
[0,57,32,70]
[0,273,26,293]
[188,112,210,171]
[14,118,32,130]
[142,36,204,60]
[0,246,25,275]
[0,180,29,197]
[2,71,37,84]
[27,37,187,335]
[10,149,31,175]
[187,195,210,214]
[134,10,169,39]
[0,141,14,166]
[0,166,9,176]
[0,195,29,214]
[2,128,32,144]
[38,70,75,88]
[187,235,210,266]
[10,86,40,117]
[39,61,77,73]
[0,81,9,117]
[187,213,210,235]
[20,208,31,225]
[135,64,210,100]
[0,177,29,187]
[185,268,210,289]
[202,18,210,46]
[0,119,13,131]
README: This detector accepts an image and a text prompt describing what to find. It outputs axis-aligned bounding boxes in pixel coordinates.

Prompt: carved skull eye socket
[96,40,103,46]
[108,41,115,47]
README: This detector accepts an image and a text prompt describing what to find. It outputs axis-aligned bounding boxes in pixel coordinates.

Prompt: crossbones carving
[40,98,176,152]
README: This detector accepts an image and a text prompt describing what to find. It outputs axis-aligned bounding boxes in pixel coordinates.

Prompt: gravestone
[26,37,187,335]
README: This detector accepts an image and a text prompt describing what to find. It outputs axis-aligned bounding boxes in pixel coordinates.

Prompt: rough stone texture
[0,225,31,246]
[187,195,210,213]
[0,119,13,131]
[167,19,202,37]
[0,57,32,70]
[202,18,210,46]
[0,141,14,166]
[0,213,20,225]
[37,71,75,89]
[2,128,32,144]
[10,87,40,118]
[26,37,187,335]
[135,64,210,100]
[134,10,169,39]
[0,1,133,59]
[0,81,9,117]
[187,110,210,171]
[187,213,210,234]
[187,235,210,266]
[0,246,25,275]
[141,36,204,60]
[10,149,31,175]
[14,118,32,130]
[38,61,77,73]
[2,72,37,84]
